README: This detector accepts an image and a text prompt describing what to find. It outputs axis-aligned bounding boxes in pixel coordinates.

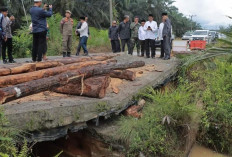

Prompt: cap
[34,0,42,2]
[66,10,72,14]
[1,7,8,12]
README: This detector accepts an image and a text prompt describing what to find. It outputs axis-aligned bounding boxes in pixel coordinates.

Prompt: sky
[174,0,232,29]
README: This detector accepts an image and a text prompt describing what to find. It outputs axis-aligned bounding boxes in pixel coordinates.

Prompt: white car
[190,30,212,44]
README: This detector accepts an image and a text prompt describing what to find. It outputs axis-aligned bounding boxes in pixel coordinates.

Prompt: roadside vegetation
[118,25,232,156]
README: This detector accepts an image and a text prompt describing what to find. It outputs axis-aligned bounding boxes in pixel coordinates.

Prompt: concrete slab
[2,54,180,141]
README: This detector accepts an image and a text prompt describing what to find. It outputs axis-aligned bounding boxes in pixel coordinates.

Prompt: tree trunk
[53,76,111,99]
[0,61,145,104]
[109,70,136,81]
[0,59,116,88]
[0,63,36,76]
[0,55,117,77]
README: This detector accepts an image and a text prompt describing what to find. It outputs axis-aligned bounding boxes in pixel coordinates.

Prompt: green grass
[117,55,232,156]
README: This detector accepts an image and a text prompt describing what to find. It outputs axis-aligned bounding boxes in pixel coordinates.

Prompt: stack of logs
[0,54,145,104]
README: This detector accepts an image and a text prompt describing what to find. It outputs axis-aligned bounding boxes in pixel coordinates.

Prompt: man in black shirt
[118,15,131,53]
[108,21,121,53]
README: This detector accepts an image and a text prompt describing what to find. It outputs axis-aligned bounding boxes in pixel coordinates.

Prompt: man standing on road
[158,17,165,59]
[144,14,158,58]
[77,16,89,56]
[162,13,172,60]
[60,10,73,58]
[76,16,90,56]
[0,8,5,63]
[118,15,131,53]
[130,16,141,56]
[108,21,121,53]
[1,8,16,64]
[30,0,52,62]
[138,19,146,57]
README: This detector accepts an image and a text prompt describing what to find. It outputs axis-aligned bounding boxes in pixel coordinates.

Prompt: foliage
[0,109,29,157]
[196,58,232,154]
[2,0,201,37]
[118,82,198,156]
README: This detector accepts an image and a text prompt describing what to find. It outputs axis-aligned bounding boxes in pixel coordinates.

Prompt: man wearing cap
[77,16,89,56]
[108,20,121,53]
[162,12,172,60]
[144,14,158,58]
[1,8,16,64]
[60,10,73,57]
[30,0,52,62]
[130,16,141,56]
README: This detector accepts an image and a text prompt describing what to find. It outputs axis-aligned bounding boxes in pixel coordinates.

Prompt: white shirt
[138,26,146,40]
[158,22,164,40]
[77,21,89,37]
[144,21,158,40]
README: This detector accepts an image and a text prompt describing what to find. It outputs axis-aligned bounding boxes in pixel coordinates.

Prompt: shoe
[83,53,88,56]
[3,59,7,64]
[159,56,164,58]
[63,52,67,57]
[151,56,155,59]
[67,52,71,57]
[146,56,150,58]
[163,57,170,60]
[9,60,16,63]
[76,52,80,56]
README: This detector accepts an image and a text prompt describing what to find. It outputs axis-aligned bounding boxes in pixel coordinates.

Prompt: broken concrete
[2,54,180,142]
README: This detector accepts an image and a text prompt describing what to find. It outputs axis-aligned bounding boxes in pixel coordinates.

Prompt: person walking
[76,16,90,56]
[30,0,52,62]
[77,16,89,56]
[1,8,15,64]
[130,16,141,56]
[162,13,172,60]
[60,10,73,57]
[144,14,158,58]
[138,19,146,57]
[118,15,131,53]
[158,18,165,58]
[108,20,121,53]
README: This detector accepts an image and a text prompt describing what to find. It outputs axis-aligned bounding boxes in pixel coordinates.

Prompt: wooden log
[0,59,117,88]
[0,63,36,76]
[109,70,136,81]
[0,61,145,104]
[55,55,117,65]
[53,76,111,98]
[35,61,64,70]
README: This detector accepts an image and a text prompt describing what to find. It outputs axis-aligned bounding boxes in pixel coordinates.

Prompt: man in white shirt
[158,18,165,58]
[77,16,89,56]
[138,19,146,57]
[144,14,158,58]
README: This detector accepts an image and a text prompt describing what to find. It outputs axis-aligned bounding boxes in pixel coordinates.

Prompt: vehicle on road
[210,31,217,42]
[190,30,212,44]
[182,32,193,40]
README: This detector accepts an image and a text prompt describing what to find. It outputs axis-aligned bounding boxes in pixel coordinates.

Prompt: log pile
[0,54,145,104]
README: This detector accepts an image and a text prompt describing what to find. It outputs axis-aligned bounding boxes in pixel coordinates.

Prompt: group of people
[0,0,172,64]
[108,13,172,60]
[30,0,90,62]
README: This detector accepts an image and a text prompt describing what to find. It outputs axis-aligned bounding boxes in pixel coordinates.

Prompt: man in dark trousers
[118,15,131,53]
[1,8,16,64]
[30,0,52,62]
[130,16,141,56]
[144,14,158,58]
[108,20,121,53]
[0,9,5,63]
[162,13,172,60]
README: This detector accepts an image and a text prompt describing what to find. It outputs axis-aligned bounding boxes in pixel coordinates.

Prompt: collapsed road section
[1,54,180,142]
